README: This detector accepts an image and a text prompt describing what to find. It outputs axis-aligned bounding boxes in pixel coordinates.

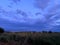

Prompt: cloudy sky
[0,0,60,32]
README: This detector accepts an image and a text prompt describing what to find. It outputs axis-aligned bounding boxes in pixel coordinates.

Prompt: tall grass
[0,33,60,45]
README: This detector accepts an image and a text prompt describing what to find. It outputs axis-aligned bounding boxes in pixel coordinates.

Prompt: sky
[0,0,60,32]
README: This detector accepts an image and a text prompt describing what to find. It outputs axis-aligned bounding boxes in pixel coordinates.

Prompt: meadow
[0,32,60,45]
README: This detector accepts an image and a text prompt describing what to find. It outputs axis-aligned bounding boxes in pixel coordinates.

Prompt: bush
[48,31,52,33]
[0,27,4,33]
[42,31,47,33]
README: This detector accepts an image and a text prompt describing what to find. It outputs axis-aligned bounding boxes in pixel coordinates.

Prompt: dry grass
[0,32,60,45]
[2,32,60,37]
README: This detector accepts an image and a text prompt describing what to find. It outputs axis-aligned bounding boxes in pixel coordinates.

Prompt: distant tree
[42,31,47,33]
[0,27,4,33]
[48,31,52,33]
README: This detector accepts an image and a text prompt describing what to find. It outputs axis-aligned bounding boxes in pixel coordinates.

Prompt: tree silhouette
[42,31,47,33]
[48,31,52,33]
[0,27,4,33]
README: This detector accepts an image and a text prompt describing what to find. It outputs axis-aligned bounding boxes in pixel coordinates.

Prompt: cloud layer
[0,0,60,32]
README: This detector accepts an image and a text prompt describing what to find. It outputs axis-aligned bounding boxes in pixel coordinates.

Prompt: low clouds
[0,8,47,31]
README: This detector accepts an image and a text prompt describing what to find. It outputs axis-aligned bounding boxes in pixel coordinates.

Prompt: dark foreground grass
[0,32,60,45]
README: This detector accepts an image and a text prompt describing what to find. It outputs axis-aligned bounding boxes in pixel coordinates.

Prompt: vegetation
[0,28,59,45]
[48,31,52,33]
[0,32,59,45]
[0,27,4,33]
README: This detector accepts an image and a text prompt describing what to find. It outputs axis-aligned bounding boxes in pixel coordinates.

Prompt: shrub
[42,31,47,33]
[0,27,4,33]
[48,31,52,33]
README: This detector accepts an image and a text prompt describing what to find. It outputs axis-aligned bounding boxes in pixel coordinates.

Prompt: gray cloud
[34,0,50,10]
[0,0,60,32]
[8,0,21,4]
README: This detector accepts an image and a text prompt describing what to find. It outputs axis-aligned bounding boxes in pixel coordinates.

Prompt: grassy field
[0,32,60,45]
